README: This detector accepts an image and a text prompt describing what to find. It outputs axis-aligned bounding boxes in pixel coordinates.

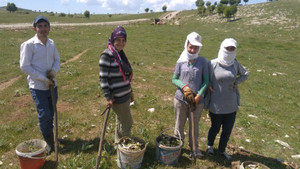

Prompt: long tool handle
[190,110,196,163]
[95,107,110,169]
[50,84,58,165]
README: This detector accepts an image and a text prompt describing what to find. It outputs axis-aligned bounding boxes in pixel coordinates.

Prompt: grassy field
[0,9,165,24]
[0,0,299,168]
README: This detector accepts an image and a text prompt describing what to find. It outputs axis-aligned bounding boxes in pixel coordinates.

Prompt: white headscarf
[177,32,202,63]
[217,38,237,67]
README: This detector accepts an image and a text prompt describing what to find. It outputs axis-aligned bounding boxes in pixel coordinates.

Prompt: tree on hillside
[208,5,216,15]
[84,10,90,18]
[234,0,241,5]
[6,2,17,13]
[198,6,206,16]
[229,0,235,5]
[145,8,149,13]
[217,3,225,16]
[195,0,205,7]
[206,1,211,7]
[162,5,167,12]
[224,5,237,21]
[220,0,229,5]
[243,0,249,5]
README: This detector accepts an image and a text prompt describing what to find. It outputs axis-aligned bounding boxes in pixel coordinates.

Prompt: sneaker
[195,150,204,158]
[190,150,204,159]
[206,146,214,156]
[219,151,233,162]
[57,138,66,144]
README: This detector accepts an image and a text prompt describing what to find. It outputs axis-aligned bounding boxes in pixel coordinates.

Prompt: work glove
[47,70,56,80]
[41,76,54,87]
[183,86,195,105]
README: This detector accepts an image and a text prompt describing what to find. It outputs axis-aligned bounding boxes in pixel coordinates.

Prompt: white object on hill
[275,139,293,149]
[148,108,155,113]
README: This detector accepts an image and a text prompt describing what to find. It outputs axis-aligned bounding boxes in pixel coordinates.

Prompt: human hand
[106,100,113,108]
[209,86,216,93]
[194,94,201,105]
[47,70,56,80]
[233,84,237,91]
[131,92,134,102]
[44,78,54,87]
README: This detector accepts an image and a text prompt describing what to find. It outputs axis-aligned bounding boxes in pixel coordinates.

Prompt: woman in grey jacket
[206,38,249,161]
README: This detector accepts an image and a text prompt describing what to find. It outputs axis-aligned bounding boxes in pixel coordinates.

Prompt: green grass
[0,10,165,24]
[0,0,299,168]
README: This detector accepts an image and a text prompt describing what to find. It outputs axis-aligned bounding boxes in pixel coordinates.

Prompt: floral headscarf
[107,26,132,82]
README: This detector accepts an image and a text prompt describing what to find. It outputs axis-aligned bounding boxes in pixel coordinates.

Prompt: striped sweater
[99,48,132,104]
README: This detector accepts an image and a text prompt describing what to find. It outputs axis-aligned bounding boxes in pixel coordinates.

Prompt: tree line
[196,0,248,21]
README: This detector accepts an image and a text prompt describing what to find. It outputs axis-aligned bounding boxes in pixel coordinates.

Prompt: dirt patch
[0,95,32,123]
[0,19,150,30]
[0,48,90,92]
[0,76,21,92]
[159,66,174,73]
[61,48,91,65]
[57,102,73,112]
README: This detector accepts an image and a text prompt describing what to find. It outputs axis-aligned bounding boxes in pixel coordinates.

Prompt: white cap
[222,38,237,48]
[187,32,202,47]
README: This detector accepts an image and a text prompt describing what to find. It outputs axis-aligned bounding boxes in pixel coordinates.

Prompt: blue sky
[0,0,267,14]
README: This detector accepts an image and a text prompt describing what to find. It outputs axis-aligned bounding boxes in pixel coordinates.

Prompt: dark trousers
[30,87,58,139]
[207,111,236,152]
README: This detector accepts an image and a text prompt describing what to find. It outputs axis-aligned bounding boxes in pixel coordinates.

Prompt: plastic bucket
[15,139,48,169]
[117,136,147,169]
[240,161,270,169]
[155,128,183,166]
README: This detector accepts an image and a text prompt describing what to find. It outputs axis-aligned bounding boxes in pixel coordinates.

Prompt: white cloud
[75,0,198,13]
[76,0,101,5]
[61,0,70,5]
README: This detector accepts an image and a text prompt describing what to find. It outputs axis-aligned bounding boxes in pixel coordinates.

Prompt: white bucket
[240,161,270,169]
[116,136,147,169]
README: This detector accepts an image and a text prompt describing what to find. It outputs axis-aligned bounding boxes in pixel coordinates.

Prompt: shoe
[190,150,204,159]
[57,138,66,144]
[219,151,233,162]
[206,146,214,156]
[44,136,54,152]
[195,150,204,159]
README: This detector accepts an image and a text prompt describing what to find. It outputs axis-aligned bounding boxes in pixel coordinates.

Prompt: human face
[113,37,126,52]
[34,21,50,39]
[225,46,236,52]
[187,42,200,54]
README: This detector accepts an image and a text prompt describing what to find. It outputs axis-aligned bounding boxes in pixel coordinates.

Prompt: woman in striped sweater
[99,26,133,144]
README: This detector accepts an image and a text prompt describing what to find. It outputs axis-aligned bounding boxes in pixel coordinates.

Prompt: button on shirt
[20,34,60,90]
[174,57,208,103]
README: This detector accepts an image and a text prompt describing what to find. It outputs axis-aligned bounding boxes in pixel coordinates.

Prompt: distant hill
[0,6,33,12]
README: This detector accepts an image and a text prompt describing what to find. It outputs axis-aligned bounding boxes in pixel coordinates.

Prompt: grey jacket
[207,59,249,114]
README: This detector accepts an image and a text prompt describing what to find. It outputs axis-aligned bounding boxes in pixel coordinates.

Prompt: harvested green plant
[157,134,181,147]
[119,137,145,151]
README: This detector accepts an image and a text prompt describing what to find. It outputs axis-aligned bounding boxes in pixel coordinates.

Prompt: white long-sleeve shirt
[20,34,60,90]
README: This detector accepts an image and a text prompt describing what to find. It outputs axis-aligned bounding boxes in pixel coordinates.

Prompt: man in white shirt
[20,16,60,151]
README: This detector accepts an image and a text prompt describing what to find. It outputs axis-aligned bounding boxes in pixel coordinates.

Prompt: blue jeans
[30,87,58,139]
[207,111,236,152]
